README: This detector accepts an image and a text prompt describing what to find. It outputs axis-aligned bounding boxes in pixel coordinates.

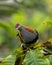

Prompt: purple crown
[15,24,19,28]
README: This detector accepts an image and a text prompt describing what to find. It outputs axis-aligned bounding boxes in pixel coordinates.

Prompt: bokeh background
[0,0,52,58]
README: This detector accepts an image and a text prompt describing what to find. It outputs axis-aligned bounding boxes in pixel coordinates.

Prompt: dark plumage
[16,24,38,44]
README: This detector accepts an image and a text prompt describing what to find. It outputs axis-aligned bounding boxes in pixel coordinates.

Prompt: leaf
[22,49,50,65]
[47,55,52,65]
[48,39,52,44]
[0,47,23,65]
[0,55,16,65]
[45,38,52,53]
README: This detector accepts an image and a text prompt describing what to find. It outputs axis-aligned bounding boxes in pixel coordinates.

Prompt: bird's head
[15,24,20,29]
[15,24,37,33]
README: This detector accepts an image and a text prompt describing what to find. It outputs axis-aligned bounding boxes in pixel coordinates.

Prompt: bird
[15,24,38,49]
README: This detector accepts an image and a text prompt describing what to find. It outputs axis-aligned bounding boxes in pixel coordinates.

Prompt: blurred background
[0,0,52,58]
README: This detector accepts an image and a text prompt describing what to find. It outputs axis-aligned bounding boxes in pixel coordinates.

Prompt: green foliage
[0,39,52,65]
[47,55,52,65]
[0,48,23,65]
[0,54,16,65]
[22,49,50,65]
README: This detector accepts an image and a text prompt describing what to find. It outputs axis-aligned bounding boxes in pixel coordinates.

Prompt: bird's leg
[21,44,27,54]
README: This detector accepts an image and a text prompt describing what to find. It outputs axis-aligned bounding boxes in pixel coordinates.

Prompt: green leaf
[0,47,23,65]
[0,55,16,65]
[47,55,52,65]
[45,38,52,53]
[22,49,50,65]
